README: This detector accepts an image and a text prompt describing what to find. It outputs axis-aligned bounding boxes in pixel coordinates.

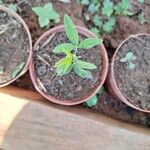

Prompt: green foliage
[12,62,25,78]
[81,0,89,5]
[137,0,145,3]
[86,95,97,107]
[64,14,79,45]
[77,0,134,36]
[102,17,116,33]
[114,0,133,16]
[85,86,105,107]
[102,0,114,18]
[138,12,146,24]
[0,1,18,12]
[32,3,60,28]
[53,14,103,79]
[120,52,137,70]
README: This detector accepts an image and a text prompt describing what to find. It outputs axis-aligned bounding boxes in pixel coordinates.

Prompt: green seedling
[12,62,25,78]
[102,0,114,18]
[53,14,102,79]
[85,86,105,107]
[0,1,18,12]
[120,52,137,70]
[114,0,133,16]
[32,3,60,28]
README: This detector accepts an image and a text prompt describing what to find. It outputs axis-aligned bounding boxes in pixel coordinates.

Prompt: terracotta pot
[29,25,108,105]
[107,33,150,113]
[0,6,32,87]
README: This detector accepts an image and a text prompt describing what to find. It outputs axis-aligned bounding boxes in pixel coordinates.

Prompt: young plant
[120,52,137,70]
[114,0,133,16]
[32,3,60,28]
[85,86,105,107]
[53,14,102,79]
[0,0,18,12]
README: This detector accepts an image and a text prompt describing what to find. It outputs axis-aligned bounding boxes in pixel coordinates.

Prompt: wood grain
[0,89,149,150]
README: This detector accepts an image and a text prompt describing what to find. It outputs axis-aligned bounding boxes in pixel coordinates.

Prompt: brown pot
[29,25,108,105]
[0,6,32,87]
[107,33,150,113]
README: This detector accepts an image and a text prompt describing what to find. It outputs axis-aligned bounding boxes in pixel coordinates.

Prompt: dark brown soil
[33,32,102,100]
[114,34,150,110]
[0,10,29,84]
[10,0,150,126]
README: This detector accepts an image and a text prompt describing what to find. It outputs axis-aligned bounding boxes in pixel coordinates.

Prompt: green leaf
[53,43,75,53]
[75,60,97,70]
[102,0,114,18]
[38,17,49,28]
[64,14,79,45]
[102,17,116,33]
[85,95,98,107]
[137,0,145,3]
[120,57,127,62]
[114,0,133,16]
[79,38,103,49]
[88,3,100,14]
[55,55,73,76]
[12,63,25,78]
[131,56,137,61]
[32,3,60,28]
[8,4,18,12]
[126,52,133,59]
[93,14,102,27]
[74,63,93,79]
[90,27,100,36]
[81,0,89,5]
[128,62,135,70]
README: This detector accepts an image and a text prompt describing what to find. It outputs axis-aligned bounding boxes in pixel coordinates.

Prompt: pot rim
[0,6,32,87]
[110,33,150,113]
[29,25,108,105]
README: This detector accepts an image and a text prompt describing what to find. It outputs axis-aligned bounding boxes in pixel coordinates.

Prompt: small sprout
[88,3,100,14]
[93,14,102,27]
[120,52,137,70]
[138,12,146,24]
[102,17,116,33]
[90,27,100,36]
[53,14,103,79]
[32,3,60,28]
[114,0,133,16]
[84,14,90,21]
[0,67,4,74]
[12,62,25,78]
[102,0,114,18]
[85,86,105,107]
[86,95,98,107]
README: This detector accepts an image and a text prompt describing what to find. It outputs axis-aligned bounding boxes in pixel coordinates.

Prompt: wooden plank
[0,91,149,150]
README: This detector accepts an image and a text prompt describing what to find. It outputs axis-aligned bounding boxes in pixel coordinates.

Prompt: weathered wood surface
[0,87,150,150]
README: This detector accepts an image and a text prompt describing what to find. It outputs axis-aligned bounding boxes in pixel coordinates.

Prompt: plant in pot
[30,14,108,105]
[107,33,150,113]
[0,6,32,87]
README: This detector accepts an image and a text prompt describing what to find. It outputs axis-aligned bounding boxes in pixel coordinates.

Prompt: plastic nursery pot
[107,33,150,113]
[0,6,32,87]
[30,25,108,105]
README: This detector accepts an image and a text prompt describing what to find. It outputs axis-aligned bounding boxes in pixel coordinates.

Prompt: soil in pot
[114,34,150,110]
[0,10,29,84]
[33,31,102,101]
